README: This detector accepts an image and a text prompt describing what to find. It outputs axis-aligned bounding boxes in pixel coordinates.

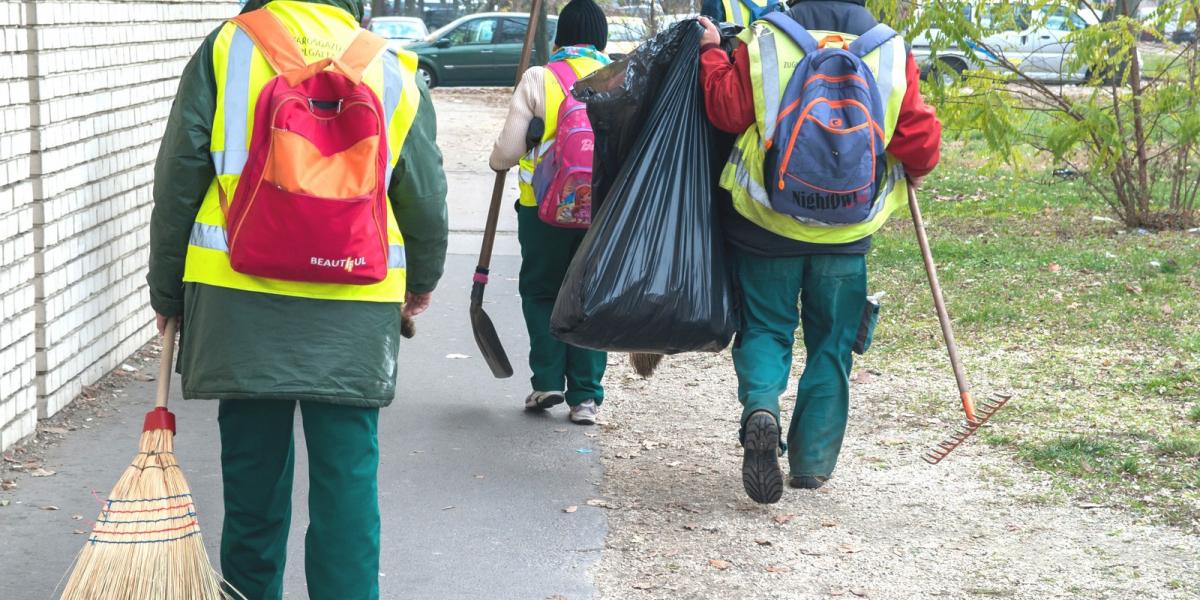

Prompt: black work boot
[741,411,783,504]
[789,475,829,490]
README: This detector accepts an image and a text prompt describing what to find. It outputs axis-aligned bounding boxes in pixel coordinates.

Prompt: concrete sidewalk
[0,253,606,600]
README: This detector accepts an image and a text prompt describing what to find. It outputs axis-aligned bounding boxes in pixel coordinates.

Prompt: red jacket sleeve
[700,43,756,134]
[886,54,942,178]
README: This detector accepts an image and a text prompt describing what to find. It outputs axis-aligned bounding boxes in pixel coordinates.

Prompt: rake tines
[923,393,1012,464]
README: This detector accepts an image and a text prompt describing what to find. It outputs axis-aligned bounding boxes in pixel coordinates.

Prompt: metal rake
[907,186,1012,464]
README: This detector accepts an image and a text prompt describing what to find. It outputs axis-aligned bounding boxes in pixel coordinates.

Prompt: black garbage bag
[549,20,737,354]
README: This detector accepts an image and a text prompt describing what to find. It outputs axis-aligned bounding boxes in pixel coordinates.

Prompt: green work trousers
[217,400,380,600]
[731,249,867,479]
[517,205,607,405]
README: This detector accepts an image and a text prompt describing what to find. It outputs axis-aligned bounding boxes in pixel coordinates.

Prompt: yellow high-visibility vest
[516,55,607,208]
[722,0,783,28]
[183,1,420,302]
[721,21,910,244]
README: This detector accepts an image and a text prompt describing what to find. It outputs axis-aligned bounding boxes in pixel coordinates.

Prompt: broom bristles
[60,427,240,600]
[630,353,665,378]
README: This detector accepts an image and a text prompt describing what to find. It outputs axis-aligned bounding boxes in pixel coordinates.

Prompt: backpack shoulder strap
[335,30,388,85]
[848,23,898,59]
[230,9,306,74]
[762,12,818,56]
[545,61,580,95]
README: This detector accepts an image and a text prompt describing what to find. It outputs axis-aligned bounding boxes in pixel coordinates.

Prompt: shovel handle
[477,170,508,272]
[155,317,178,409]
[907,185,976,423]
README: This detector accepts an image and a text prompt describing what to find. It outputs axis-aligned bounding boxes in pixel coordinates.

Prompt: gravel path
[590,351,1200,599]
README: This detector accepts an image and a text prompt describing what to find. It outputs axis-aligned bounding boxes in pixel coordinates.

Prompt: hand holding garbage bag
[550,21,737,354]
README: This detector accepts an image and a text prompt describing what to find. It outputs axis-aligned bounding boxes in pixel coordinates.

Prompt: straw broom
[60,318,239,599]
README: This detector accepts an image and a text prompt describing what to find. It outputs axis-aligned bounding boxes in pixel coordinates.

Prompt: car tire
[931,57,967,86]
[417,64,437,89]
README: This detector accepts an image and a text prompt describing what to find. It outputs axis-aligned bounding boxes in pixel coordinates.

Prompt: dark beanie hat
[555,0,608,52]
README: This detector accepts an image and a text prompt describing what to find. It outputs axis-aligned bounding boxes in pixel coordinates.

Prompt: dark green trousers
[218,400,380,600]
[517,205,607,405]
[731,250,867,478]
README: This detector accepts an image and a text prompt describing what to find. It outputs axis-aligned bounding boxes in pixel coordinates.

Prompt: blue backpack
[762,12,897,224]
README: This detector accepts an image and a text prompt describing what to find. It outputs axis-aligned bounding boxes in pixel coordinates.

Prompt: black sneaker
[741,411,783,504]
[788,475,829,490]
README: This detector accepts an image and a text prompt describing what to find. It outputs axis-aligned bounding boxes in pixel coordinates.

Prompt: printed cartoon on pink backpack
[531,61,594,228]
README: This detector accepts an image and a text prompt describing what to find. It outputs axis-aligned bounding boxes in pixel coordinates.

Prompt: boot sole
[525,394,565,411]
[742,413,783,504]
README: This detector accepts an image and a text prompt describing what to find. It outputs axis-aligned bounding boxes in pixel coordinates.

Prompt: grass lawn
[860,142,1199,531]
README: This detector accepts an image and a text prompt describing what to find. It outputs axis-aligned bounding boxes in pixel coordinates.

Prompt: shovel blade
[470,283,513,379]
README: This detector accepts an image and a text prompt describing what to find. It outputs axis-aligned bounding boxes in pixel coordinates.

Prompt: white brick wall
[1,0,38,450]
[1,0,238,449]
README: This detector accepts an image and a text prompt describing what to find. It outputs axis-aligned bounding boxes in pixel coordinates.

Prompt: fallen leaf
[708,559,732,570]
[1048,262,1061,273]
[766,565,791,573]
[41,505,60,511]
[1161,304,1173,316]
[851,588,868,597]
[838,543,861,554]
[586,498,615,509]
[1,480,16,491]
[40,426,69,435]
[73,529,85,535]
[773,514,795,525]
[1124,283,1142,295]
[852,370,874,384]
[562,506,578,513]
[820,519,838,528]
[754,539,773,546]
[72,514,83,521]
[30,468,56,478]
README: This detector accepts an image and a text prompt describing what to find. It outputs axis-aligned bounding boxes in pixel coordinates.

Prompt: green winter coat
[146,0,448,407]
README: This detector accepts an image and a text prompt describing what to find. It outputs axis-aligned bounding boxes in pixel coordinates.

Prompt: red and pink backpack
[531,61,595,228]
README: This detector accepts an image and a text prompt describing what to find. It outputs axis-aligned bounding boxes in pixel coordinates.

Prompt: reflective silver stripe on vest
[190,223,406,269]
[728,146,771,208]
[383,49,404,186]
[729,0,746,26]
[214,28,253,176]
[189,222,229,252]
[875,40,896,116]
[388,244,406,269]
[757,29,781,141]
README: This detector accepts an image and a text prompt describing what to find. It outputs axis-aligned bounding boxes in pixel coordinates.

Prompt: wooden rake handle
[155,318,178,410]
[907,185,977,423]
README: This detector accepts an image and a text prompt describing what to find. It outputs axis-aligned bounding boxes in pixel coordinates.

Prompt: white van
[911,3,1103,84]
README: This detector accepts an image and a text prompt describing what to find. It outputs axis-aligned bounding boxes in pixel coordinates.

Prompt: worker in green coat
[146,0,447,598]
[488,0,612,425]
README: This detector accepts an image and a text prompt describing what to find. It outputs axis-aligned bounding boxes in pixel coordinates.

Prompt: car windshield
[371,20,425,40]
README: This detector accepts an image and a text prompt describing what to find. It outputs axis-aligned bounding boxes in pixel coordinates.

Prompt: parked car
[911,3,1103,84]
[409,13,559,88]
[608,16,649,59]
[368,16,429,50]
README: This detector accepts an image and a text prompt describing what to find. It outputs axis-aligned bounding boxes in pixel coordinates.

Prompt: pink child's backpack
[531,61,595,228]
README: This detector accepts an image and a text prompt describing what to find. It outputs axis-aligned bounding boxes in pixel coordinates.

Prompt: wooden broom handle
[156,318,178,409]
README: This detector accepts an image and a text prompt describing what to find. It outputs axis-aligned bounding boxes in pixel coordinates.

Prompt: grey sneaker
[525,391,565,411]
[569,400,599,425]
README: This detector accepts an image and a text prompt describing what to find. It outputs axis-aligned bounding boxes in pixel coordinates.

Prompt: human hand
[155,313,172,336]
[402,292,432,318]
[908,175,926,190]
[698,17,721,47]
